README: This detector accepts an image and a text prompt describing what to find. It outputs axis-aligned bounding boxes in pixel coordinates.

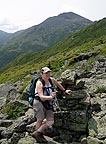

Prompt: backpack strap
[48,78,54,92]
[39,77,54,90]
[39,78,45,86]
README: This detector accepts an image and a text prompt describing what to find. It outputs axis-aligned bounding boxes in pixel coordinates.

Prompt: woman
[31,67,72,143]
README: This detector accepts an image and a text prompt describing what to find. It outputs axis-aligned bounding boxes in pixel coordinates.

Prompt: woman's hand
[51,91,57,98]
[65,89,72,95]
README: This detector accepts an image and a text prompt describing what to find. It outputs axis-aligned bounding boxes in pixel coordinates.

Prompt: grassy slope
[0,18,106,84]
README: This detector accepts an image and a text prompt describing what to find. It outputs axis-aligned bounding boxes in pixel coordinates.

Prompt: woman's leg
[37,109,54,132]
[35,120,43,130]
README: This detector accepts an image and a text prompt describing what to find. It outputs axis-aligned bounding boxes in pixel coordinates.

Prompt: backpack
[28,77,39,106]
[25,77,54,107]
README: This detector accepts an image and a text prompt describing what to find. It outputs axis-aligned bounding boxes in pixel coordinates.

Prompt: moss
[95,87,106,93]
[1,101,28,119]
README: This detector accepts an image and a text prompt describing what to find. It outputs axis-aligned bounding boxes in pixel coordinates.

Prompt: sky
[0,0,106,33]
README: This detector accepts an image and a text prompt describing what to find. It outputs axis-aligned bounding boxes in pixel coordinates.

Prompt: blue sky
[0,0,106,33]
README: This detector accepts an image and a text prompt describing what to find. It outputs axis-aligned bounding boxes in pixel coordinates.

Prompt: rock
[0,59,106,143]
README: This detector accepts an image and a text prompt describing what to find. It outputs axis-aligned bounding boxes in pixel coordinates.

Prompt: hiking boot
[42,127,60,138]
[30,131,48,143]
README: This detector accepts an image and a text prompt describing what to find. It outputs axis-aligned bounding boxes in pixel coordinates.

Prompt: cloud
[0,17,20,33]
[0,0,105,33]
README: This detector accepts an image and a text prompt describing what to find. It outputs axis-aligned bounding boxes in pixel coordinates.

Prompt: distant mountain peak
[57,12,92,21]
[0,12,93,68]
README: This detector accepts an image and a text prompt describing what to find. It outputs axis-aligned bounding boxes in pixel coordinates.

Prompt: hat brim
[43,70,51,73]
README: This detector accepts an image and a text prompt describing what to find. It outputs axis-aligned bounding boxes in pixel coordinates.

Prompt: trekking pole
[54,96,63,116]
[51,85,63,117]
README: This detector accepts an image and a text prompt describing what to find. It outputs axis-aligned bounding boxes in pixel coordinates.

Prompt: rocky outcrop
[0,57,106,144]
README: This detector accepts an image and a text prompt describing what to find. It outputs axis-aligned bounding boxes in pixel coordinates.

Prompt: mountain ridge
[0,12,92,67]
[0,30,12,44]
[0,18,105,84]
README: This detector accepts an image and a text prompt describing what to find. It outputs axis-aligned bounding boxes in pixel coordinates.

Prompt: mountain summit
[0,12,92,67]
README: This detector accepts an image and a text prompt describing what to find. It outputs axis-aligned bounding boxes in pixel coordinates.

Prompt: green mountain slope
[0,12,92,67]
[0,18,105,84]
[0,30,12,45]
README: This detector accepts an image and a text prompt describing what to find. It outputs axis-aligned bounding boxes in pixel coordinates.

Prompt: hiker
[31,67,72,143]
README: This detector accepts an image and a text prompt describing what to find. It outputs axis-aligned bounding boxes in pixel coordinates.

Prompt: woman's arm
[52,78,65,92]
[52,78,72,95]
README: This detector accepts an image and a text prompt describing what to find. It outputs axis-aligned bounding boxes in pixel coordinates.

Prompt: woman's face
[43,71,51,79]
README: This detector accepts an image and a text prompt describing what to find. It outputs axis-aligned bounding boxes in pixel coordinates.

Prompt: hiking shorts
[33,99,54,121]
